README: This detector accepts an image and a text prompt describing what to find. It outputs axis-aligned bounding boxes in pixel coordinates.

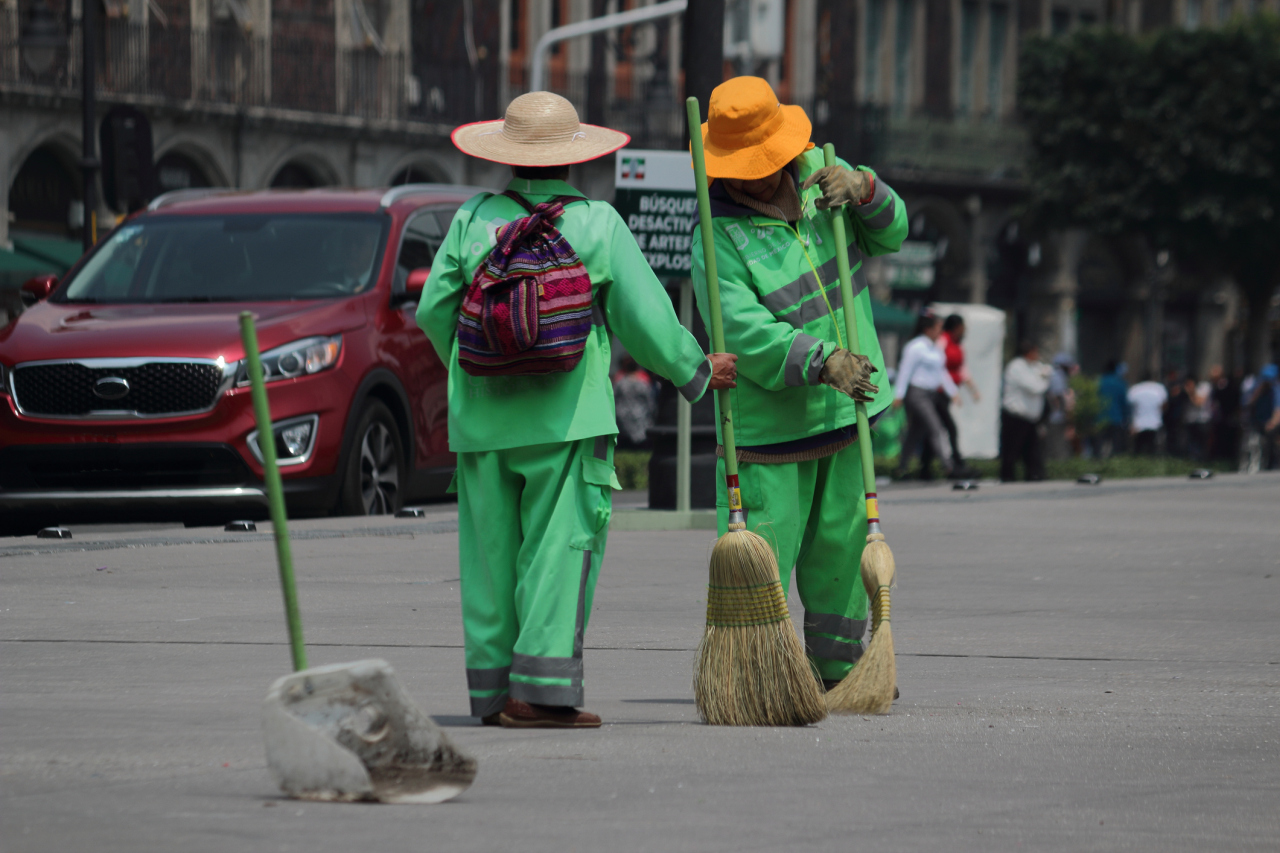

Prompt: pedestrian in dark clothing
[1241,364,1279,473]
[1163,370,1188,456]
[1184,375,1212,462]
[1000,340,1051,482]
[1209,365,1240,461]
[1097,360,1129,458]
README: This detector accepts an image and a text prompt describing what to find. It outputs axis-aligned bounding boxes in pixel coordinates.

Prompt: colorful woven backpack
[457,191,594,376]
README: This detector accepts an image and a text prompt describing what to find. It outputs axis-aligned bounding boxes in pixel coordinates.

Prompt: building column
[190,0,208,100]
[1049,228,1086,359]
[250,0,272,104]
[967,195,989,304]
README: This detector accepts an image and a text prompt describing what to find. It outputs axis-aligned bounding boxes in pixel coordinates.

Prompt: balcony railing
[1,20,404,120]
[1,16,888,161]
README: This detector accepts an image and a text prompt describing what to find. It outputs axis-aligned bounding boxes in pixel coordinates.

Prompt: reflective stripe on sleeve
[856,182,896,230]
[678,358,712,403]
[785,333,823,387]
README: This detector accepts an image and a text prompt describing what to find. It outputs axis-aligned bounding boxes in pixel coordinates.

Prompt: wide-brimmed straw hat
[451,92,630,167]
[700,77,813,181]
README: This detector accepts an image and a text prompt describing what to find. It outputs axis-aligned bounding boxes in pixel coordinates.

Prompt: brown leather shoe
[498,698,601,729]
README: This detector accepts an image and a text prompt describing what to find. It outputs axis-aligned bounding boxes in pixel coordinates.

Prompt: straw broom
[818,143,898,715]
[687,97,826,727]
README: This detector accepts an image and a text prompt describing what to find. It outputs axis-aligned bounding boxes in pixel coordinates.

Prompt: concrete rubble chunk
[262,659,477,804]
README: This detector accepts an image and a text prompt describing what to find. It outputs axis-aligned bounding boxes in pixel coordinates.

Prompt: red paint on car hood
[0,298,369,363]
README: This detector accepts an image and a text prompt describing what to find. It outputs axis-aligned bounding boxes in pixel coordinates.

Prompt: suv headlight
[237,335,342,385]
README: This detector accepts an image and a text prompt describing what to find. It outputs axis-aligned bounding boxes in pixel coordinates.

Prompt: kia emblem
[93,376,131,400]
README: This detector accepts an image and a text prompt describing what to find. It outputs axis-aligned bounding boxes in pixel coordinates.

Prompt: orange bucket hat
[700,77,813,181]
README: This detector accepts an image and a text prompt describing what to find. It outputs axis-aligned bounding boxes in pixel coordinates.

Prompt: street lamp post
[81,0,99,251]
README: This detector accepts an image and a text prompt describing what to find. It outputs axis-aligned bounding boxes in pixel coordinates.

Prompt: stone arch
[383,153,452,186]
[7,131,83,238]
[262,148,342,189]
[152,138,230,192]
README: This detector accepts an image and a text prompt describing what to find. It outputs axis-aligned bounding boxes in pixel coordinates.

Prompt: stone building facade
[3,0,1274,374]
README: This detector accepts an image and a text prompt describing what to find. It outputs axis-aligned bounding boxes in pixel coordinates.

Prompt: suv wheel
[339,400,404,516]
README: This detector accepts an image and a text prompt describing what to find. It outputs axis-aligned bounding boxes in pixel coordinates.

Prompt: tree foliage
[1018,17,1280,329]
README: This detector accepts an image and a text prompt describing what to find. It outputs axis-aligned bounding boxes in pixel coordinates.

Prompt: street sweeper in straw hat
[418,91,738,728]
[690,77,905,698]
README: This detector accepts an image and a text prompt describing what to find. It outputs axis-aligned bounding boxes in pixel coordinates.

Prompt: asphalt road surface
[2,475,1277,852]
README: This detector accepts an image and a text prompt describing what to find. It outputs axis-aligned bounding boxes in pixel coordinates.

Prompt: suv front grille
[0,444,252,490]
[11,359,231,418]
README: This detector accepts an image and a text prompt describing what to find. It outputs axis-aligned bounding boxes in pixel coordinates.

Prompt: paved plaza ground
[2,474,1277,852]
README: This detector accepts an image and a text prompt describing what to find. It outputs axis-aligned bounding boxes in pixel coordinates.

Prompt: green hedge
[616,449,1230,493]
[875,454,1234,481]
[613,450,651,491]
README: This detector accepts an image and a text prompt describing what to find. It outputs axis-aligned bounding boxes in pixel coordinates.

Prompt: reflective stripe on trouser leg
[713,444,871,681]
[509,549,592,707]
[795,444,870,680]
[803,611,867,664]
[506,435,612,708]
[456,448,522,718]
[804,631,864,663]
[466,667,510,717]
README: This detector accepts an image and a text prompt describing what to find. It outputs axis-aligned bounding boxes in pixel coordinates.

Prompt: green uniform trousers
[715,442,869,681]
[456,435,616,717]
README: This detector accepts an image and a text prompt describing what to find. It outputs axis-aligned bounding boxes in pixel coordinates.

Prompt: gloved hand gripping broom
[688,97,827,727]
[818,144,897,715]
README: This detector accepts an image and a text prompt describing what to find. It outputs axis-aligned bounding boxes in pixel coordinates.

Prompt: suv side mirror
[405,268,430,301]
[21,275,59,304]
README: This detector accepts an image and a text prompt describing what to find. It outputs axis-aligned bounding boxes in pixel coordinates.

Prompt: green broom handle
[687,97,746,525]
[822,144,881,521]
[240,312,308,672]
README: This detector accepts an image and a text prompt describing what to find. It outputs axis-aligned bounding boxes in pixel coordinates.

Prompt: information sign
[613,149,698,281]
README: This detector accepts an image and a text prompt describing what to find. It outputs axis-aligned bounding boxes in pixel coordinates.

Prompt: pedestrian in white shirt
[893,312,959,479]
[1127,376,1168,455]
[1001,341,1052,481]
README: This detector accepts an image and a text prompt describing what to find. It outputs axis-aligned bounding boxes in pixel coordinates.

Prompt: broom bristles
[826,535,897,715]
[694,528,827,726]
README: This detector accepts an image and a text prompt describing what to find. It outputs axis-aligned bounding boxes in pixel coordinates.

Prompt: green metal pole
[239,312,308,671]
[823,144,882,532]
[687,96,745,529]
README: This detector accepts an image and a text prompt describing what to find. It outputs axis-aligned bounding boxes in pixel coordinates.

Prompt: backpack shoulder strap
[502,189,537,214]
[502,190,587,216]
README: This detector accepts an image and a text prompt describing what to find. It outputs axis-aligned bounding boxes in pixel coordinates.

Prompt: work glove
[820,348,878,402]
[800,165,872,210]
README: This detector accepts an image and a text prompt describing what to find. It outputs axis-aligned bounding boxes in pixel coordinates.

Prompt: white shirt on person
[894,335,958,400]
[1002,356,1052,421]
[1127,381,1168,432]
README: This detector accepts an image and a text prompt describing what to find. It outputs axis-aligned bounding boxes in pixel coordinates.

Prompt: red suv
[0,185,482,533]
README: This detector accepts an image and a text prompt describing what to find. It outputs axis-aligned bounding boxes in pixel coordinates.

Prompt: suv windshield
[55,213,389,303]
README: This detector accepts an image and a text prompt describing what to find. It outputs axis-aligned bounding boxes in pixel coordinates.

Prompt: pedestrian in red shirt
[923,314,981,477]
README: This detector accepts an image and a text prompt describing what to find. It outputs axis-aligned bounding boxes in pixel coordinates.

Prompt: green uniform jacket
[691,149,906,447]
[419,178,711,453]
